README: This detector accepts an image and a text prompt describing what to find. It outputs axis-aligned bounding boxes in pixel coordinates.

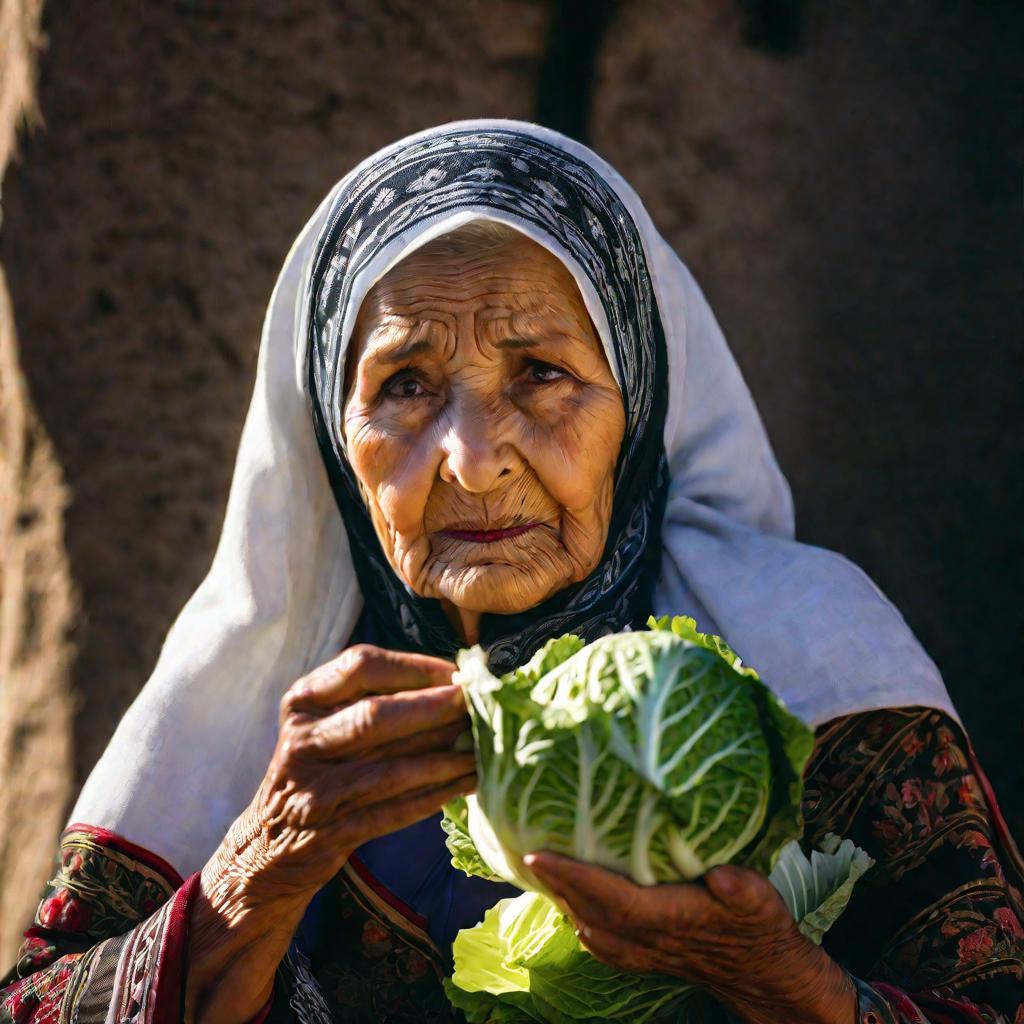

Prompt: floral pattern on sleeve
[33,827,178,946]
[806,708,1024,1023]
[1,825,182,1024]
[0,959,80,1024]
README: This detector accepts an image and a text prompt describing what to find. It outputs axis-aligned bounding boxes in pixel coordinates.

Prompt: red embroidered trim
[871,981,999,1024]
[347,852,429,930]
[870,983,931,1023]
[966,748,1024,875]
[151,871,200,1023]
[62,823,185,888]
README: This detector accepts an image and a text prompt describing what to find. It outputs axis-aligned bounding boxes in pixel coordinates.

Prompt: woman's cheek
[526,400,620,513]
[523,393,620,579]
[560,474,616,578]
[347,411,436,541]
[345,415,395,494]
[374,425,442,532]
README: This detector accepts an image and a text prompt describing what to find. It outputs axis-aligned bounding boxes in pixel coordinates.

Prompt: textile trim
[340,858,443,971]
[66,874,196,1024]
[149,872,197,1023]
[28,829,179,950]
[0,958,81,1024]
[60,827,183,890]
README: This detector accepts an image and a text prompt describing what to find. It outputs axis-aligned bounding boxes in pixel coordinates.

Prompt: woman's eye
[526,360,569,385]
[382,372,428,399]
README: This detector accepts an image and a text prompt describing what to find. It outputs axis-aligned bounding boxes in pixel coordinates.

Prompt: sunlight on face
[343,223,626,641]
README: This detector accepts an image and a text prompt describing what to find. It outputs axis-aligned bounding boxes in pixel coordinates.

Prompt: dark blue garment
[356,814,521,953]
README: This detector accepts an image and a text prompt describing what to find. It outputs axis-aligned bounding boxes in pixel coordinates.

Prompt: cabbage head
[443,617,814,895]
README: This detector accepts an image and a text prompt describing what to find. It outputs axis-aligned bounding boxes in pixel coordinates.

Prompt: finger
[370,720,470,759]
[305,685,469,757]
[704,864,778,914]
[287,645,456,714]
[525,852,645,919]
[526,852,709,935]
[526,853,650,931]
[334,752,477,809]
[572,920,663,975]
[353,772,477,841]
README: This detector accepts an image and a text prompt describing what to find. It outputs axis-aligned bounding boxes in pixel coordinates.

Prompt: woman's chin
[427,561,572,617]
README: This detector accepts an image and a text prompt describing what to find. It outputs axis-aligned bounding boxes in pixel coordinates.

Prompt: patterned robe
[3,708,1022,1023]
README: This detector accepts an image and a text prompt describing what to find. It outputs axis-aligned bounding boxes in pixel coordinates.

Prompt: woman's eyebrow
[492,337,538,351]
[369,337,434,364]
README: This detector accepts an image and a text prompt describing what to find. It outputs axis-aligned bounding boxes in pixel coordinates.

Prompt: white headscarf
[71,121,955,879]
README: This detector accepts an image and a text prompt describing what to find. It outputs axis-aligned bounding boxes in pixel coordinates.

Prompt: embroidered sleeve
[0,825,197,1024]
[806,708,1024,1023]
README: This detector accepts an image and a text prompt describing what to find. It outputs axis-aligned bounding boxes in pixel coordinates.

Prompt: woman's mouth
[441,523,542,544]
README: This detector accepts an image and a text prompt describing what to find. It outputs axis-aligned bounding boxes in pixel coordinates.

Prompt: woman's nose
[438,403,521,494]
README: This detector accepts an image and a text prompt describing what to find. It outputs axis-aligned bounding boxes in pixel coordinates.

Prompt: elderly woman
[2,122,1021,1024]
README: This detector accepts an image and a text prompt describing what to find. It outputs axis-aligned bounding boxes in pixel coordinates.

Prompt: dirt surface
[0,0,1021,959]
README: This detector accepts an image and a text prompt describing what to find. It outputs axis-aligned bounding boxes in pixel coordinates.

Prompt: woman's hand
[524,853,856,1024]
[188,645,475,1023]
[209,643,474,902]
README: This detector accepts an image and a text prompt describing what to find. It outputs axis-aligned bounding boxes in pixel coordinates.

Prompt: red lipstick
[442,523,541,544]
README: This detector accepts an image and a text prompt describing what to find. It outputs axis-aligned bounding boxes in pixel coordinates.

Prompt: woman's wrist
[721,942,857,1024]
[185,836,317,1024]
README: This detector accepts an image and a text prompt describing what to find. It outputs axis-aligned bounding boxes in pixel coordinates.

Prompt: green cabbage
[445,617,814,895]
[441,618,873,1023]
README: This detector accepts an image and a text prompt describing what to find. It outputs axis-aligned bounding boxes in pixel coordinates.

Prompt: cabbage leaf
[440,621,866,1023]
[446,836,873,1024]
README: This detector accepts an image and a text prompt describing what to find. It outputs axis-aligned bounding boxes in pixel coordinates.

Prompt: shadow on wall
[0,0,1020,949]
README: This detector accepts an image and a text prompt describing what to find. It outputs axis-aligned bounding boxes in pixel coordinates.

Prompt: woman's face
[343,225,625,639]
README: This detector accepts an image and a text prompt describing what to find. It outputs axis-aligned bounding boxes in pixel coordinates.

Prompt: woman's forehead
[362,227,584,310]
[351,227,600,354]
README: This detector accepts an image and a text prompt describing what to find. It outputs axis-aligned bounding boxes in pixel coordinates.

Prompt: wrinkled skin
[526,852,856,1024]
[188,646,476,1021]
[188,225,853,1024]
[342,224,625,641]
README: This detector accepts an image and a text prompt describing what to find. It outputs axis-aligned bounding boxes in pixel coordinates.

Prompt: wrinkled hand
[207,644,475,905]
[189,645,474,1023]
[524,853,856,1024]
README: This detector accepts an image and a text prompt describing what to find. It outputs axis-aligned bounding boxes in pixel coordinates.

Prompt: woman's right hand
[188,644,475,1022]
[209,643,474,903]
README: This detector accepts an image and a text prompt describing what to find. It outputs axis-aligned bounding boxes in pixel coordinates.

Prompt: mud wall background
[1,1,1021,960]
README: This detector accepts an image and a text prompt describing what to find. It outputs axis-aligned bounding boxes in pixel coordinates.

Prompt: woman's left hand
[523,853,856,1024]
